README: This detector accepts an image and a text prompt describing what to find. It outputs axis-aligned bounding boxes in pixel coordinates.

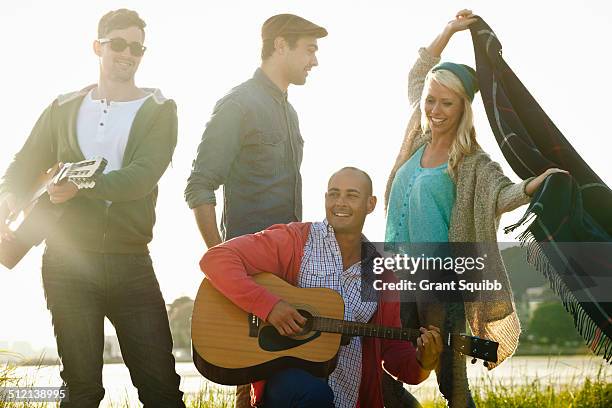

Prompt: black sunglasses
[98,38,146,57]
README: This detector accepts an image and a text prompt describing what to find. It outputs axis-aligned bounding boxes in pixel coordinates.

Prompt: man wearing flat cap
[185,13,327,247]
[184,13,326,407]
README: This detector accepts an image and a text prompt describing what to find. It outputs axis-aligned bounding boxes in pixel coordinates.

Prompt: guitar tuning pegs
[471,358,477,364]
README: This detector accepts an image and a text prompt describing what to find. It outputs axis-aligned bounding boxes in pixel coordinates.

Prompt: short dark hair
[331,167,373,196]
[261,34,300,60]
[98,9,146,39]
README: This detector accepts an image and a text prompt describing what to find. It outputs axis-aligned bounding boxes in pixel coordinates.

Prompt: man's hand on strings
[267,300,307,336]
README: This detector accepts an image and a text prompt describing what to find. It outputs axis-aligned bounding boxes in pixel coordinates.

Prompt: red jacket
[200,222,430,407]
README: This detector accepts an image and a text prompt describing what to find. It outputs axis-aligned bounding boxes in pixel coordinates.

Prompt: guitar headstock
[449,333,498,364]
[55,157,108,189]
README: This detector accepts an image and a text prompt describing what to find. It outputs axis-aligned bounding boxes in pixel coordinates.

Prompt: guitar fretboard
[311,317,421,341]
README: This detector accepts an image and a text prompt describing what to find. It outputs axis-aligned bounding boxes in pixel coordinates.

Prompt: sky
[1,0,611,348]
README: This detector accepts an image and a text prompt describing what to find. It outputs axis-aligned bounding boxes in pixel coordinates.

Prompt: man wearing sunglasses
[0,9,185,407]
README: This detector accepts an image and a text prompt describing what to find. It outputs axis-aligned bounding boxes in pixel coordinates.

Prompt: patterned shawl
[470,17,612,361]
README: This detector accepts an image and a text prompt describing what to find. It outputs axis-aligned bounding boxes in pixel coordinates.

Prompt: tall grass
[184,385,235,408]
[423,367,611,408]
[1,354,235,408]
[104,385,236,408]
[1,355,609,407]
[0,351,59,408]
[0,358,55,407]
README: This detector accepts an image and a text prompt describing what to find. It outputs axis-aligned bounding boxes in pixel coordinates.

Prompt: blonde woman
[384,9,566,407]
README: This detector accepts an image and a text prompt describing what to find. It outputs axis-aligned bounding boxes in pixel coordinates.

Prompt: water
[12,356,610,406]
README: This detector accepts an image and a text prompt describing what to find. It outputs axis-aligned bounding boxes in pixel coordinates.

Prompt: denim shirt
[185,68,303,240]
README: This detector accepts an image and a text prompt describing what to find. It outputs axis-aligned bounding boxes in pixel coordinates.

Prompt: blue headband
[431,62,479,102]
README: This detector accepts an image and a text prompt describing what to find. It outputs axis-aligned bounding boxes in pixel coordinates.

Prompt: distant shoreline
[4,347,596,367]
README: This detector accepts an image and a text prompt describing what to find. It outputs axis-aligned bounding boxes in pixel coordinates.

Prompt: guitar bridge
[248,313,260,337]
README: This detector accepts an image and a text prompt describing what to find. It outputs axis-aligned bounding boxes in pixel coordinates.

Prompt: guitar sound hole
[258,324,321,352]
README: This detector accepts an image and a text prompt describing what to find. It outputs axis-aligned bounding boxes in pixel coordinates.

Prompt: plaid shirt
[298,220,378,408]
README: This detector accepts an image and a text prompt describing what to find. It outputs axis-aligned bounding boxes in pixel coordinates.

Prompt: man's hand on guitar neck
[47,181,78,204]
[0,193,17,242]
[267,300,307,336]
[416,325,443,371]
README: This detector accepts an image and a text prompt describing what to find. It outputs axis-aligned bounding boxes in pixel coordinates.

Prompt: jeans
[263,368,334,408]
[401,301,476,408]
[41,247,185,408]
[382,370,423,408]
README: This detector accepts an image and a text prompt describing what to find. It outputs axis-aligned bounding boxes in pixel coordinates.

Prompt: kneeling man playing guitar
[195,167,451,408]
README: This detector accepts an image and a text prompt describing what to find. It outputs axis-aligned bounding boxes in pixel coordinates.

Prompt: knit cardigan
[385,48,535,368]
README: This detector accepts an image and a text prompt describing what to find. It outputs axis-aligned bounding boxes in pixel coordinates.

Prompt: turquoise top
[385,145,456,244]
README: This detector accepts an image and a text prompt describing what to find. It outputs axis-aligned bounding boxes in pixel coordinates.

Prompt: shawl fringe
[506,211,612,363]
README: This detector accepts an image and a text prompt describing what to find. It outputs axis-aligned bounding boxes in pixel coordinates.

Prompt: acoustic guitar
[0,157,107,269]
[191,273,499,385]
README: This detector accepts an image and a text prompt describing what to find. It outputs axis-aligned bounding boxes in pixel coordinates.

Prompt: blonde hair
[419,69,479,180]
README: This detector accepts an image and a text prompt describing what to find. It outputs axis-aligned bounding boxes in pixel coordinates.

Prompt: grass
[423,367,611,408]
[1,355,609,407]
[0,354,235,408]
[1,356,56,408]
[184,386,235,408]
[103,385,236,408]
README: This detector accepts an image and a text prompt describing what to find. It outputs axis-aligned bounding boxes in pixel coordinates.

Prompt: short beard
[107,69,135,83]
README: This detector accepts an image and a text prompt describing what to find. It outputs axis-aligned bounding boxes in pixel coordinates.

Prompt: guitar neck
[311,317,423,342]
